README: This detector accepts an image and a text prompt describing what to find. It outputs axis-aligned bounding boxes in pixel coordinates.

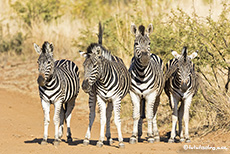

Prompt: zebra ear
[146,23,153,36]
[34,43,41,54]
[79,50,87,58]
[131,23,137,36]
[189,51,198,60]
[49,42,54,52]
[171,50,180,59]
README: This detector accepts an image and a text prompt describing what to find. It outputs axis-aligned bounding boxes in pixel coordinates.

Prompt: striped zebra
[129,24,164,144]
[34,41,80,146]
[80,41,131,148]
[164,47,198,143]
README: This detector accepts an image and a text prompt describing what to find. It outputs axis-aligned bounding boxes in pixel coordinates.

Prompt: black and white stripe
[129,24,164,144]
[34,41,80,146]
[81,42,131,148]
[164,47,198,143]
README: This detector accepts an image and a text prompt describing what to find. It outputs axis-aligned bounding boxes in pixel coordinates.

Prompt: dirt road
[0,88,229,154]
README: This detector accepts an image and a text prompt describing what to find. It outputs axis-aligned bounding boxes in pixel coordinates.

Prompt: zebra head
[131,23,153,66]
[172,47,198,92]
[34,41,55,87]
[81,45,103,93]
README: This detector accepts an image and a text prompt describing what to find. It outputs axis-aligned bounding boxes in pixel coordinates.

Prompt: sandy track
[0,89,229,154]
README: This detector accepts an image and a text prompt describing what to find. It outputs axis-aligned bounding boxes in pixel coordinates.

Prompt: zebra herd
[34,23,198,148]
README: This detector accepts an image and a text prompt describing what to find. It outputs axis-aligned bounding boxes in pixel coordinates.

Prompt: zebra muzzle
[140,52,150,66]
[37,74,45,87]
[82,79,91,93]
[181,81,188,92]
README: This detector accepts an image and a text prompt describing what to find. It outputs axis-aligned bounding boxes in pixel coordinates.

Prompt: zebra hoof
[108,138,113,145]
[96,141,103,148]
[118,142,125,149]
[148,137,155,143]
[83,139,89,146]
[53,140,60,146]
[180,137,185,142]
[185,138,191,143]
[67,136,72,143]
[41,140,48,145]
[154,136,160,142]
[168,138,174,143]
[129,137,137,144]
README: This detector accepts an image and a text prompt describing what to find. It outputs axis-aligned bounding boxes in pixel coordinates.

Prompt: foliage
[10,0,64,27]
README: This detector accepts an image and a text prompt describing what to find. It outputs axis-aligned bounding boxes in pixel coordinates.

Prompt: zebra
[164,47,198,143]
[129,23,164,144]
[80,40,131,148]
[34,41,80,146]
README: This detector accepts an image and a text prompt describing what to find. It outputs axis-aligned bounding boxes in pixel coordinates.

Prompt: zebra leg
[84,90,96,145]
[53,100,63,146]
[178,101,185,142]
[145,91,157,143]
[152,96,160,142]
[106,102,113,145]
[41,100,50,145]
[129,91,140,144]
[169,94,179,143]
[184,95,192,143]
[113,98,125,148]
[138,118,143,140]
[96,96,106,147]
[58,104,65,140]
[65,98,76,143]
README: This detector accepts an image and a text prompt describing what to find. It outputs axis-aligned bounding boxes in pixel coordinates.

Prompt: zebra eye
[47,61,51,64]
[148,42,151,45]
[134,42,139,46]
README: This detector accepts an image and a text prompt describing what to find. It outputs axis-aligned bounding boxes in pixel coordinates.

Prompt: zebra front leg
[169,94,179,143]
[65,98,76,143]
[106,102,113,145]
[178,101,185,142]
[96,96,106,147]
[53,100,63,146]
[152,96,160,142]
[113,98,125,148]
[145,91,157,143]
[184,95,192,143]
[58,105,65,140]
[84,91,96,146]
[41,100,50,145]
[129,91,140,144]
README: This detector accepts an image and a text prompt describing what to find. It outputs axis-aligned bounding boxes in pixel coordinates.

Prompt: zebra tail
[98,22,104,45]
[140,98,146,119]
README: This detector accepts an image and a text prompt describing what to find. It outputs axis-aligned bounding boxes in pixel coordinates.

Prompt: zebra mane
[86,43,112,61]
[138,25,145,36]
[42,41,53,54]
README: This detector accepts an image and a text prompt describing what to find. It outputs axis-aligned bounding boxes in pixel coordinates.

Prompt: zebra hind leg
[106,102,113,145]
[65,98,76,143]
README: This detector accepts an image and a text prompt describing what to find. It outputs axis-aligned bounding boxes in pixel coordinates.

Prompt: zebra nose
[37,74,45,86]
[82,79,91,93]
[181,80,188,92]
[140,52,150,65]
